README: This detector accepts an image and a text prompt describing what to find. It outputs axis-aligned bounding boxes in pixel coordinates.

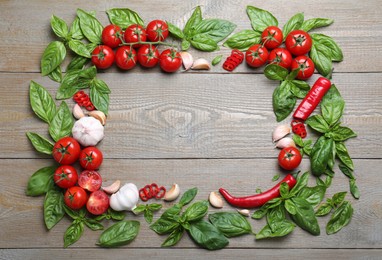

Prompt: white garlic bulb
[72,116,104,147]
[109,183,139,212]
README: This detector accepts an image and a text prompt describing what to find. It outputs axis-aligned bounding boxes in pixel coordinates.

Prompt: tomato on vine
[291,56,315,80]
[91,45,115,69]
[54,165,78,189]
[245,44,269,68]
[285,30,312,56]
[261,26,283,50]
[102,24,123,49]
[64,186,88,210]
[115,46,137,70]
[79,146,103,170]
[278,147,302,170]
[159,49,182,72]
[146,20,169,42]
[268,48,292,69]
[137,45,160,68]
[52,137,81,165]
[124,24,147,48]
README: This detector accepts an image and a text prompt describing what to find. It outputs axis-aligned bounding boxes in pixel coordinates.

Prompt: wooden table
[1,0,381,259]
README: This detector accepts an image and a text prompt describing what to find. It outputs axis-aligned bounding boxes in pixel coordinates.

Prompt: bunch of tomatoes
[92,20,182,73]
[52,137,109,215]
[245,26,314,80]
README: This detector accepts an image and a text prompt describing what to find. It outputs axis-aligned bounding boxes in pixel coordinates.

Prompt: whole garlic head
[109,183,139,212]
[72,116,104,147]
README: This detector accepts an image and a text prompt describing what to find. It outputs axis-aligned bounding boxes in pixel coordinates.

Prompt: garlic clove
[191,58,211,70]
[237,209,250,217]
[163,183,180,201]
[102,180,121,194]
[272,124,291,142]
[180,52,193,71]
[89,110,106,125]
[110,193,125,211]
[72,104,85,120]
[209,191,224,208]
[275,137,296,149]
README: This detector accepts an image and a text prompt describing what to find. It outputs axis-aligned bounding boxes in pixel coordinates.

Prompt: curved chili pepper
[219,174,297,208]
[293,77,331,121]
[156,186,166,199]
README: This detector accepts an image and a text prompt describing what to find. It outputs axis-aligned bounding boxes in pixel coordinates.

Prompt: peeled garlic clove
[89,110,106,125]
[275,137,296,149]
[237,209,250,217]
[180,52,193,71]
[209,191,224,208]
[272,124,291,142]
[164,183,180,201]
[72,104,85,120]
[191,58,211,70]
[102,180,121,194]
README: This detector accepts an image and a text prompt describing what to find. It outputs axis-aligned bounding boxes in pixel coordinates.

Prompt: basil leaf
[335,142,354,171]
[184,6,202,37]
[162,227,184,247]
[223,29,261,50]
[291,80,310,91]
[26,132,54,155]
[51,15,69,39]
[98,220,140,248]
[306,115,330,133]
[190,34,218,52]
[148,203,162,211]
[264,64,288,81]
[182,200,208,222]
[272,81,296,122]
[48,101,74,142]
[181,39,191,51]
[289,81,308,99]
[311,33,343,61]
[26,166,55,196]
[289,172,309,196]
[298,185,326,208]
[84,218,104,231]
[310,43,332,78]
[310,136,334,176]
[272,174,280,182]
[328,126,357,142]
[212,55,223,66]
[246,6,278,32]
[282,13,304,40]
[315,202,333,216]
[41,41,66,76]
[68,40,91,58]
[339,163,355,179]
[321,84,344,126]
[293,134,304,147]
[144,210,154,224]
[48,66,62,83]
[179,187,198,206]
[70,17,84,40]
[286,68,300,81]
[67,56,89,72]
[192,19,236,43]
[44,190,65,230]
[56,70,81,99]
[106,8,144,29]
[64,221,84,248]
[162,204,182,220]
[256,220,295,240]
[284,199,297,215]
[301,18,334,32]
[150,217,180,235]
[76,8,103,44]
[167,21,184,39]
[332,191,347,207]
[267,205,288,232]
[279,182,290,198]
[92,78,111,93]
[79,66,97,80]
[90,83,110,115]
[349,179,360,199]
[209,212,252,237]
[189,220,229,250]
[326,201,353,235]
[252,198,282,219]
[290,197,320,235]
[64,205,80,220]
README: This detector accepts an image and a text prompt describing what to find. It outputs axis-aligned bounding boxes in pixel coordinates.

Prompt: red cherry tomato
[285,30,312,56]
[268,48,293,69]
[124,24,147,48]
[159,49,182,73]
[91,45,115,69]
[115,46,138,70]
[79,146,103,170]
[291,56,315,80]
[278,147,302,170]
[78,170,102,192]
[54,165,78,189]
[137,45,160,68]
[64,186,88,210]
[52,137,81,165]
[261,26,283,50]
[87,190,110,215]
[146,20,169,42]
[245,44,269,68]
[102,24,123,48]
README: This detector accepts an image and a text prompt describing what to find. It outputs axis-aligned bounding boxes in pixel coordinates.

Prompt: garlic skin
[72,116,104,147]
[180,52,193,71]
[163,183,180,201]
[237,209,250,217]
[191,58,211,70]
[109,183,139,211]
[89,110,106,125]
[209,191,224,208]
[275,137,296,149]
[272,124,291,142]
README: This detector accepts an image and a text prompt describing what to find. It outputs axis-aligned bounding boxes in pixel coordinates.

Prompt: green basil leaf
[150,217,180,235]
[84,218,104,231]
[26,132,54,155]
[98,220,140,248]
[246,6,278,32]
[298,185,326,208]
[279,182,290,198]
[267,204,288,232]
[41,41,66,76]
[179,187,198,206]
[272,80,296,122]
[264,64,288,81]
[106,8,144,29]
[162,204,182,221]
[223,29,261,51]
[310,136,334,176]
[67,56,89,72]
[306,115,330,133]
[189,220,229,250]
[144,210,154,224]
[26,166,55,196]
[301,18,334,32]
[209,212,252,237]
[321,84,344,126]
[56,70,81,100]
[181,39,191,51]
[182,200,208,222]
[76,8,103,44]
[48,66,62,83]
[212,55,223,66]
[293,134,304,147]
[315,202,332,216]
[289,172,309,196]
[339,163,355,179]
[90,83,110,115]
[68,40,91,58]
[191,19,236,43]
[335,142,354,171]
[289,80,308,99]
[328,126,357,142]
[44,190,65,230]
[148,203,163,211]
[190,34,218,52]
[106,208,126,221]
[311,33,343,61]
[64,221,84,248]
[272,174,280,182]
[286,68,300,81]
[349,179,360,199]
[92,78,111,93]
[290,197,320,235]
[256,219,295,240]
[284,199,297,215]
[79,66,97,80]
[51,15,69,39]
[326,201,353,235]
[167,21,184,39]
[64,205,80,220]
[184,6,202,37]
[161,227,184,247]
[48,102,74,142]
[291,80,310,90]
[332,191,347,207]
[70,17,84,40]
[133,204,146,214]
[310,43,332,78]
[252,198,282,219]
[282,13,304,40]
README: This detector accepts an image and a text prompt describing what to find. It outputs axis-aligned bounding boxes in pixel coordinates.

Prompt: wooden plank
[0,158,379,249]
[0,72,379,159]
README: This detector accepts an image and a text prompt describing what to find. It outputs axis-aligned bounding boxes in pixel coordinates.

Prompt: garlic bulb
[109,183,139,211]
[72,116,104,147]
[275,137,296,149]
[272,124,291,142]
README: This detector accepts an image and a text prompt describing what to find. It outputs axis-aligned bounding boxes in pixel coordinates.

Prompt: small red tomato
[146,20,169,42]
[102,24,123,48]
[291,56,315,80]
[91,45,115,69]
[115,46,137,70]
[54,165,78,189]
[79,146,103,170]
[137,45,160,68]
[159,49,182,73]
[52,137,81,165]
[64,186,88,210]
[124,24,147,48]
[87,190,110,215]
[278,147,302,171]
[261,26,283,50]
[268,48,293,69]
[245,44,269,68]
[285,30,312,56]
[78,170,102,192]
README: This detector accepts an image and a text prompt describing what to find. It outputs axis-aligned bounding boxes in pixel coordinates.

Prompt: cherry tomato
[137,45,160,68]
[78,170,102,192]
[124,24,147,48]
[115,46,137,70]
[146,20,169,42]
[64,186,88,210]
[87,190,110,215]
[245,44,269,68]
[285,30,312,56]
[278,147,302,170]
[91,45,115,69]
[52,137,81,165]
[261,26,283,50]
[159,49,182,73]
[102,24,123,49]
[268,48,293,69]
[54,165,78,189]
[79,147,103,170]
[291,56,315,80]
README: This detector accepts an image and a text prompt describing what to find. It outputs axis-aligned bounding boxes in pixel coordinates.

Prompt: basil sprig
[106,8,144,29]
[98,221,140,248]
[133,203,163,224]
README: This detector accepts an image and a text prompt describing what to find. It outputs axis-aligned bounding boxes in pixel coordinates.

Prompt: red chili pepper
[150,183,159,197]
[156,186,166,199]
[219,174,297,208]
[223,49,244,71]
[293,77,332,121]
[291,119,307,138]
[139,189,150,201]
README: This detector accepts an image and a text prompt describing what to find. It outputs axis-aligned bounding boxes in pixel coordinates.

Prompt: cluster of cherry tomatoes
[245,26,315,80]
[52,137,109,215]
[91,20,182,73]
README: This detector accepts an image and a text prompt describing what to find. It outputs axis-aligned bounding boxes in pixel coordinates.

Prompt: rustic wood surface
[0,0,381,259]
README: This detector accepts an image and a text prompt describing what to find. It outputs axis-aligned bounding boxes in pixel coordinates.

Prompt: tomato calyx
[282,149,297,161]
[248,48,266,63]
[54,143,72,163]
[82,151,95,168]
[93,47,108,61]
[292,34,308,47]
[164,48,179,60]
[262,31,280,46]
